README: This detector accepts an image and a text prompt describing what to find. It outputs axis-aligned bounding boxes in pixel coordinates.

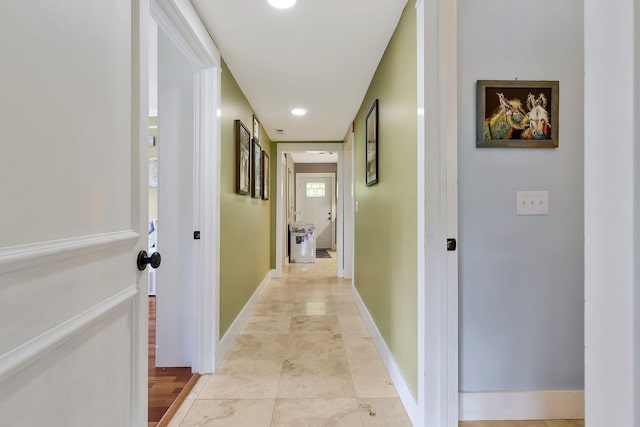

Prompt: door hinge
[447,238,457,251]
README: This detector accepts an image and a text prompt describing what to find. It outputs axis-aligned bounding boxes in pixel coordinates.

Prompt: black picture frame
[252,139,262,199]
[477,80,559,148]
[261,151,270,200]
[235,120,251,195]
[365,99,379,186]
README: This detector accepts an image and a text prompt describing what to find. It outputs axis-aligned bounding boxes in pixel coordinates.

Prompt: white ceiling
[191,0,408,142]
[289,151,337,163]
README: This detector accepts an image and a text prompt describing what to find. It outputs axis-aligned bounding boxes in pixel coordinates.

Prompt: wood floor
[148,296,195,426]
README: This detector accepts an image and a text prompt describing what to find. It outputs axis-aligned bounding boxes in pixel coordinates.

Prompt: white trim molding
[0,230,139,275]
[0,285,138,383]
[215,270,272,369]
[459,390,585,421]
[584,0,638,424]
[352,286,419,426]
[150,0,220,67]
[417,0,459,425]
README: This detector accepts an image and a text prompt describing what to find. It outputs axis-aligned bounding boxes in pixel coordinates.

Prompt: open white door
[296,173,336,250]
[0,0,148,425]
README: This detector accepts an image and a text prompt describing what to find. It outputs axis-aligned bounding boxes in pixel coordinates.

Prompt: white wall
[458,0,584,392]
[156,28,195,367]
[636,6,640,425]
[584,0,638,425]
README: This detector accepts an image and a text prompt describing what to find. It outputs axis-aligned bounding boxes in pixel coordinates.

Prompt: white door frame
[584,0,638,424]
[416,0,459,426]
[275,143,345,278]
[149,0,221,374]
[295,172,337,249]
[342,131,355,279]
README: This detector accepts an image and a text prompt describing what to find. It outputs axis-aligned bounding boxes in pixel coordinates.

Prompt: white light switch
[355,201,359,212]
[516,191,549,215]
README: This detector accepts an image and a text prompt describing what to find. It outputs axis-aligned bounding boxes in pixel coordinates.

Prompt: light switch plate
[516,191,549,215]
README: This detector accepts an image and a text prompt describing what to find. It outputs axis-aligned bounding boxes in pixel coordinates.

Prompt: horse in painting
[522,93,551,140]
[483,93,529,140]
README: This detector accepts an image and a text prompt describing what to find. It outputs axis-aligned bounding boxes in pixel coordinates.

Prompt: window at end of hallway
[306,182,325,198]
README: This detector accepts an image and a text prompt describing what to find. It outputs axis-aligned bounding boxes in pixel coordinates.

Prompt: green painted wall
[353,4,418,396]
[220,59,272,336]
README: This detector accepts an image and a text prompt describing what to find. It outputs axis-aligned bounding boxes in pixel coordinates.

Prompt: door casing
[275,143,347,278]
[149,0,222,375]
[416,0,459,426]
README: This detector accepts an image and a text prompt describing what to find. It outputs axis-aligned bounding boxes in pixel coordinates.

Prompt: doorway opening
[147,18,198,425]
[145,3,221,422]
[275,143,352,279]
[295,172,337,250]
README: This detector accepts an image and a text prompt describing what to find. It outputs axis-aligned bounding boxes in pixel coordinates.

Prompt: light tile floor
[167,253,585,427]
[169,253,413,427]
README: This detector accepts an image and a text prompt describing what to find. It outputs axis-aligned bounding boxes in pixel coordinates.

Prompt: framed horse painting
[477,80,559,148]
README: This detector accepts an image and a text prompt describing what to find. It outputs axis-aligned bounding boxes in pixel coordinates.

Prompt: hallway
[166,253,412,426]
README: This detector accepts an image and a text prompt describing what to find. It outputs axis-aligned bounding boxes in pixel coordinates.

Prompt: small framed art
[477,80,559,148]
[252,139,262,199]
[366,99,379,186]
[261,151,270,200]
[235,120,251,195]
[253,115,260,141]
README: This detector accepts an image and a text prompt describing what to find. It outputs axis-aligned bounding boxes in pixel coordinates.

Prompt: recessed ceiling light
[268,0,296,9]
[291,108,307,116]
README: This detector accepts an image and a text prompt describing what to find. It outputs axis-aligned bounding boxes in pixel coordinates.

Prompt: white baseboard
[459,390,585,421]
[215,270,272,369]
[352,286,419,426]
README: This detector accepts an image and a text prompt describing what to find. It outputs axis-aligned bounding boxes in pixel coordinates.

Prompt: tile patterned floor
[166,253,585,427]
[168,253,413,426]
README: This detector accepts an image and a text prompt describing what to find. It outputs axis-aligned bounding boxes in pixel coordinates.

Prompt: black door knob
[137,250,161,271]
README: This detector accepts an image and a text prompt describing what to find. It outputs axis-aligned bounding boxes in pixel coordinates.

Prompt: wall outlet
[516,191,549,215]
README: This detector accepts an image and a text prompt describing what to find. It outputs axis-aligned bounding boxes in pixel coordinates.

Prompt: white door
[296,174,335,249]
[0,1,147,426]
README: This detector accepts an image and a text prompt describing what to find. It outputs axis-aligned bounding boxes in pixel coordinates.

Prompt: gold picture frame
[477,80,559,148]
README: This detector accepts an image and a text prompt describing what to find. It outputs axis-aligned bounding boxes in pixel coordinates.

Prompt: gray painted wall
[294,163,337,174]
[458,0,584,391]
